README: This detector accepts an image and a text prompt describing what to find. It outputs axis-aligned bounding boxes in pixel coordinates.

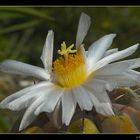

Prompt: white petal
[130,58,140,69]
[86,48,118,59]
[103,48,118,57]
[73,86,93,111]
[6,85,50,111]
[40,30,54,73]
[50,100,61,128]
[112,58,140,69]
[85,71,114,115]
[62,90,76,125]
[76,13,91,48]
[95,102,114,116]
[0,60,50,80]
[0,81,51,108]
[19,96,45,131]
[95,61,133,76]
[96,74,138,88]
[83,81,111,103]
[92,43,139,72]
[126,70,140,81]
[94,91,111,104]
[87,34,116,71]
[77,44,86,60]
[86,89,114,116]
[7,94,35,111]
[84,78,107,93]
[35,86,63,115]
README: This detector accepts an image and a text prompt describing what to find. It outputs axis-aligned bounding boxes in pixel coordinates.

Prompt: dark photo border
[0,1,140,140]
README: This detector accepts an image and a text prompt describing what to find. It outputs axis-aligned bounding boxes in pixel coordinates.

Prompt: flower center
[53,42,87,88]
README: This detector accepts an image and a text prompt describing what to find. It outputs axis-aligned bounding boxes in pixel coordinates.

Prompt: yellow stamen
[53,42,87,88]
[57,41,77,63]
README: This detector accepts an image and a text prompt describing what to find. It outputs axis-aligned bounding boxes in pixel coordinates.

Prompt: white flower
[0,13,140,131]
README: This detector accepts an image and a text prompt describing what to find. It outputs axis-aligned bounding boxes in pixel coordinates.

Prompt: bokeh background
[0,6,140,133]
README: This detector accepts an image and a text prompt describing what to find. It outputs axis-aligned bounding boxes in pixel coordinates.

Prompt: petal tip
[131,43,139,51]
[19,124,24,131]
[81,12,90,19]
[64,120,70,126]
[134,43,139,47]
[0,101,9,109]
[19,120,27,131]
[48,29,54,35]
[34,109,40,116]
[107,33,116,39]
[7,104,15,111]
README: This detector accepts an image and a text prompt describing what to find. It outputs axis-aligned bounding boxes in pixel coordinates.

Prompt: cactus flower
[0,13,140,131]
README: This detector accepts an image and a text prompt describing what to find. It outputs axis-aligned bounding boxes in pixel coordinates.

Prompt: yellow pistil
[53,42,87,88]
[57,42,77,63]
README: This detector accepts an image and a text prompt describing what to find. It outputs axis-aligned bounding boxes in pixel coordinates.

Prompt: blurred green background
[0,6,140,133]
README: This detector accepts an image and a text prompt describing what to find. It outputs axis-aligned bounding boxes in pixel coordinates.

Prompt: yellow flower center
[53,42,87,88]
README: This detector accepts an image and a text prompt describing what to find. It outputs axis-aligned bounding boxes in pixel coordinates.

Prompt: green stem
[81,110,85,133]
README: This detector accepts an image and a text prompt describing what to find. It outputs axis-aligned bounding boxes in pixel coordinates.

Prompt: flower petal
[86,89,114,116]
[87,34,116,71]
[95,102,114,116]
[6,85,50,111]
[19,96,45,131]
[76,13,91,48]
[0,81,51,108]
[7,94,36,111]
[112,58,140,69]
[62,90,76,125]
[83,79,114,111]
[0,60,50,80]
[40,30,54,73]
[103,48,118,57]
[95,61,133,76]
[126,70,140,81]
[86,48,118,59]
[73,86,93,111]
[83,81,111,103]
[35,86,63,115]
[96,74,138,88]
[92,43,139,72]
[77,44,86,60]
[84,78,107,93]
